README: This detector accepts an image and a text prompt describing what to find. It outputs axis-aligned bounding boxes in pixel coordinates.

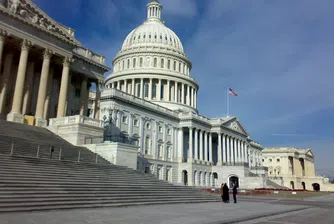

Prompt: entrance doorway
[302,182,306,190]
[182,170,188,186]
[312,183,320,191]
[229,176,239,188]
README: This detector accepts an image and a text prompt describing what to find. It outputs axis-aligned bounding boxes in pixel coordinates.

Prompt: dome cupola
[105,0,199,113]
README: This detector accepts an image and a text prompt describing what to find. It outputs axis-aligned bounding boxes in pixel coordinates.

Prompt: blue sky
[34,0,334,177]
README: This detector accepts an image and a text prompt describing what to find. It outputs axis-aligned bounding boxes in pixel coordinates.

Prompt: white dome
[121,20,185,55]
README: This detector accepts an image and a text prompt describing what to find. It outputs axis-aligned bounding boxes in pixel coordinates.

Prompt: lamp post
[103,108,118,142]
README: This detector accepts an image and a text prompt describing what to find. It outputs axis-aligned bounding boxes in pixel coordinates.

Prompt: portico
[0,1,110,126]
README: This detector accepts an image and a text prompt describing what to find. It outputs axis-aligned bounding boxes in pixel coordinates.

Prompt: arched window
[122,60,125,70]
[167,60,171,69]
[161,58,164,68]
[154,58,157,67]
[140,58,143,67]
[127,59,130,69]
[133,58,136,68]
[144,83,149,98]
[173,61,176,70]
[179,62,181,72]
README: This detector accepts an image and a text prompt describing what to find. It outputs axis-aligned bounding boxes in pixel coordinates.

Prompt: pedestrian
[232,184,238,203]
[223,183,230,203]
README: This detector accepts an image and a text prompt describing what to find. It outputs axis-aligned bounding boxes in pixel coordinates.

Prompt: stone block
[6,112,24,124]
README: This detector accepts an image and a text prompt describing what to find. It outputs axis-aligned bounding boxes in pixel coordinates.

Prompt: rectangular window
[167,129,171,135]
[152,84,157,98]
[134,119,139,126]
[133,58,136,68]
[159,126,162,133]
[154,58,157,67]
[269,159,272,162]
[167,60,171,69]
[137,84,141,97]
[75,88,81,98]
[122,116,128,124]
[277,159,280,162]
[127,59,130,68]
[144,83,149,98]
[140,58,143,67]
[173,61,176,70]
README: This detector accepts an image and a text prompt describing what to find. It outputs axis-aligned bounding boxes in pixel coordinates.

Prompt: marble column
[140,79,144,98]
[174,82,178,102]
[204,132,208,162]
[237,139,241,163]
[186,85,190,105]
[231,138,235,164]
[7,40,32,123]
[226,136,230,164]
[194,128,198,160]
[222,134,226,164]
[217,133,222,166]
[157,79,161,100]
[35,49,53,126]
[178,128,183,162]
[241,141,245,163]
[57,57,73,118]
[188,127,193,162]
[117,80,120,90]
[124,79,128,93]
[21,62,35,116]
[181,83,185,104]
[79,77,87,116]
[0,30,7,74]
[130,79,134,95]
[191,87,194,107]
[209,133,213,163]
[167,80,170,101]
[199,130,203,161]
[0,52,13,116]
[149,78,152,100]
[43,67,54,120]
[94,80,102,120]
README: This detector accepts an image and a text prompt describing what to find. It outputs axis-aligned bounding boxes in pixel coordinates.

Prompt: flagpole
[226,86,229,117]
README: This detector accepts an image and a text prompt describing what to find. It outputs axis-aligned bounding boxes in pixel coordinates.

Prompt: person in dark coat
[232,184,238,203]
[223,183,229,203]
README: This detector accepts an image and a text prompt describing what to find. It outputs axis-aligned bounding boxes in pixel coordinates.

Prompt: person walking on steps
[232,184,238,203]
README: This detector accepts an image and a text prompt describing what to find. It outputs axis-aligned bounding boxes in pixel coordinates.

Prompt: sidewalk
[0,201,308,224]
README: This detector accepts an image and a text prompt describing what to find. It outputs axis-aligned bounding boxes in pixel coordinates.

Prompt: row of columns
[183,127,252,166]
[109,78,197,108]
[193,171,214,187]
[0,35,102,123]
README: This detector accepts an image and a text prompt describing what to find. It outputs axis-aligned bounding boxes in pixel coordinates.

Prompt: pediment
[0,0,80,45]
[223,118,248,136]
[306,150,314,157]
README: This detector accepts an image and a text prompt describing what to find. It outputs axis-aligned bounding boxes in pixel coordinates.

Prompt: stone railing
[73,47,106,65]
[179,111,210,123]
[49,115,104,128]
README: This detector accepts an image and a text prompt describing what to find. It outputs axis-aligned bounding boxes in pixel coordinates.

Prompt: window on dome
[154,58,157,67]
[184,64,187,74]
[133,58,136,68]
[143,34,146,39]
[122,61,125,70]
[155,35,157,39]
[161,59,164,68]
[165,36,167,41]
[173,61,176,71]
[137,84,141,97]
[140,58,143,67]
[138,35,141,39]
[160,85,164,100]
[149,34,151,39]
[152,83,157,98]
[160,35,162,40]
[134,36,136,40]
[167,60,171,69]
[179,62,181,72]
[127,59,130,69]
[144,83,149,98]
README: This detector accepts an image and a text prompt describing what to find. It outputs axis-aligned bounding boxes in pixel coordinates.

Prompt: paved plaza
[1,194,334,224]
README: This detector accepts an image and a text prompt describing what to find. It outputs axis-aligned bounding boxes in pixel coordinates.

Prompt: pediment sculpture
[3,0,78,44]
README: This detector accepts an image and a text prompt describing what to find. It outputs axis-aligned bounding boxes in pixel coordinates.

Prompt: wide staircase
[0,121,218,212]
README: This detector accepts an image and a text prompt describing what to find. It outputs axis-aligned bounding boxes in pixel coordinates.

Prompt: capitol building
[0,0,286,189]
[97,0,266,188]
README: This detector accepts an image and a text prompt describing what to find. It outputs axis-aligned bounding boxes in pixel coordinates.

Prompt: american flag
[228,88,238,96]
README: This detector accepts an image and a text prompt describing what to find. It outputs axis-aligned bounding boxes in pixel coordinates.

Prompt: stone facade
[262,147,334,191]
